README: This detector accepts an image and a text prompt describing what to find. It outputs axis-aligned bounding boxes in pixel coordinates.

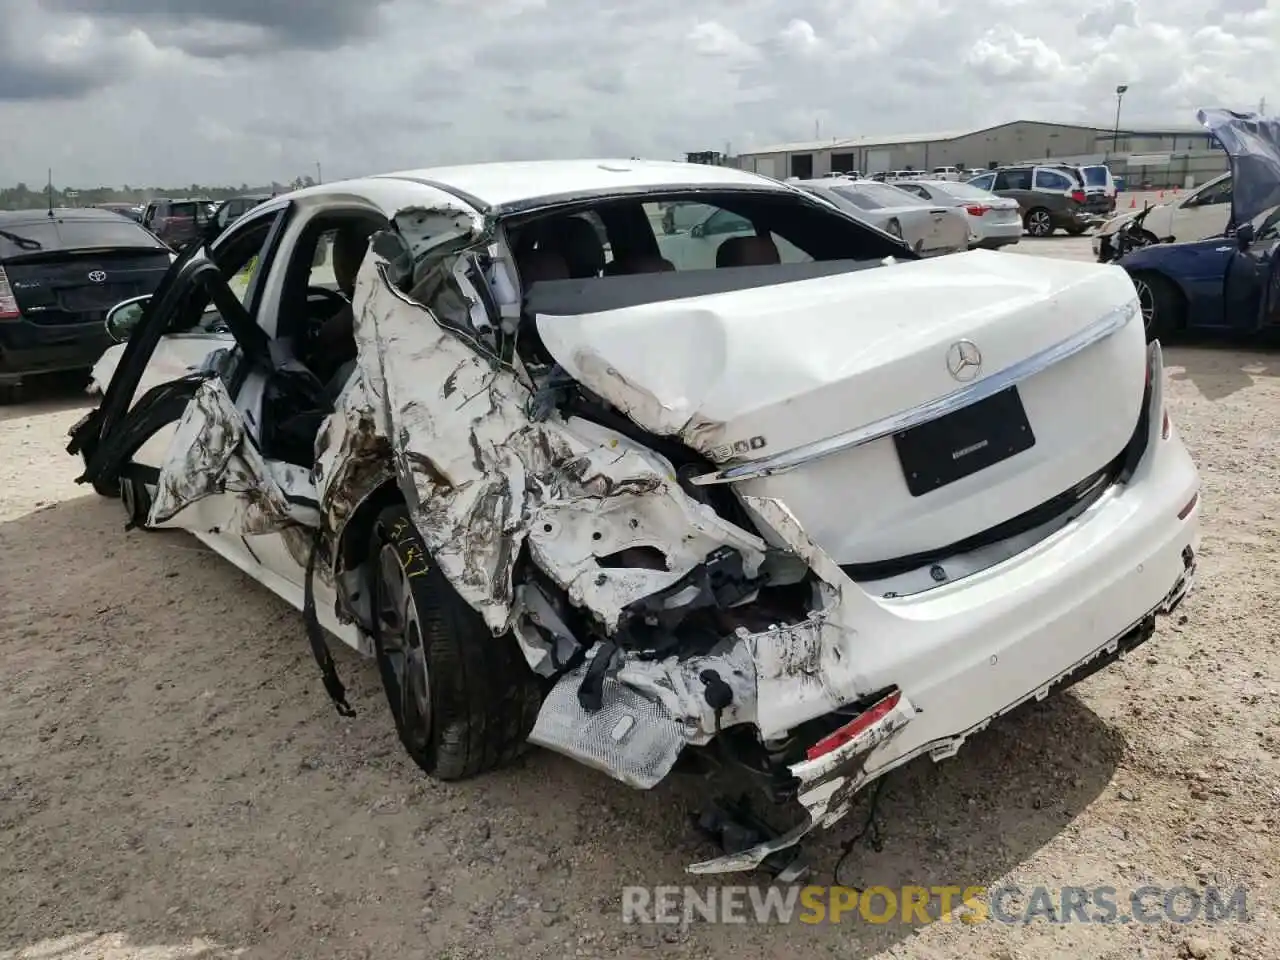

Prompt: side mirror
[105,295,151,343]
[1236,223,1255,250]
[690,223,706,238]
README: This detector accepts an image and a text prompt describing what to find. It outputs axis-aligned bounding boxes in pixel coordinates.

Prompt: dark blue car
[1117,108,1280,341]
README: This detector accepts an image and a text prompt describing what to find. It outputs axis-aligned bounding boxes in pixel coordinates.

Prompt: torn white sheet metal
[391,206,486,265]
[685,691,916,875]
[148,376,320,535]
[314,367,394,539]
[335,249,768,634]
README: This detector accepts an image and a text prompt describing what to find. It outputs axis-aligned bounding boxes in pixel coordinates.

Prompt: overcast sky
[0,0,1274,187]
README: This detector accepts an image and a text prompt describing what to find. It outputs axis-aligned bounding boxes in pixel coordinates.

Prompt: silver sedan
[792,178,971,256]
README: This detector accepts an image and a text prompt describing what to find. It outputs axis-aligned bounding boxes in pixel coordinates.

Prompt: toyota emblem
[87,270,107,283]
[946,339,982,382]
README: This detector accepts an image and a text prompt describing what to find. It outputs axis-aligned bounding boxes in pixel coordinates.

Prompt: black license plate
[893,387,1036,496]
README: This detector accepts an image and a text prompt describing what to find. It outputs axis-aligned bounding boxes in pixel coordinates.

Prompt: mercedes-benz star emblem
[946,339,982,382]
[87,270,107,283]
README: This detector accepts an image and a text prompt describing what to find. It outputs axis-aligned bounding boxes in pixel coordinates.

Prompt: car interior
[502,191,904,371]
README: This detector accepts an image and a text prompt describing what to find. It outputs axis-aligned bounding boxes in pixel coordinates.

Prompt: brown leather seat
[716,235,781,268]
[606,253,676,275]
[539,216,606,278]
[518,247,571,286]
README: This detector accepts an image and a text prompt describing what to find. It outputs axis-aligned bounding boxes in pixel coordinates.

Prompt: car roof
[0,207,140,225]
[279,159,789,218]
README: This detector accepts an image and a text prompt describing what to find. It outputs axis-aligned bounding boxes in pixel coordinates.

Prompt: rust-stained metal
[147,377,320,536]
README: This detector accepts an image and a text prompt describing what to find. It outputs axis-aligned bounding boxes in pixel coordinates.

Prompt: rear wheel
[885,219,902,240]
[369,504,543,781]
[1129,272,1184,342]
[1024,208,1054,237]
[0,383,23,405]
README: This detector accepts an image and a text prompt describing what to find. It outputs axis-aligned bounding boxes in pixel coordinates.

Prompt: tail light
[1070,189,1086,204]
[0,266,20,320]
[806,689,902,761]
[964,204,990,216]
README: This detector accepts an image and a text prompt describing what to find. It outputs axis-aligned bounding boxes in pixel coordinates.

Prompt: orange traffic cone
[1158,189,1165,199]
[1130,196,1137,208]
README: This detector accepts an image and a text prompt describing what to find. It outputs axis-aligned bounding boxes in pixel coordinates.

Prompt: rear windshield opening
[829,183,917,209]
[505,187,911,335]
[0,217,166,258]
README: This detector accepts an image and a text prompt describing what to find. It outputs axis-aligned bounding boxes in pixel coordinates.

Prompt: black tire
[369,503,543,781]
[1024,208,1054,237]
[0,383,23,405]
[1129,271,1184,342]
[93,478,120,498]
[121,476,152,527]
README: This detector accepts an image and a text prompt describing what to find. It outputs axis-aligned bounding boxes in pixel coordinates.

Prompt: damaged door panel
[148,375,320,535]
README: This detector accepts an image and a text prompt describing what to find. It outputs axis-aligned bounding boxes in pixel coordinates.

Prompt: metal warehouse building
[733,120,1220,180]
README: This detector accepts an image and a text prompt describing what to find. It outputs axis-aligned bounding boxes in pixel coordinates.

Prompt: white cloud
[686,21,759,61]
[964,27,1067,83]
[0,0,1275,187]
[779,19,822,56]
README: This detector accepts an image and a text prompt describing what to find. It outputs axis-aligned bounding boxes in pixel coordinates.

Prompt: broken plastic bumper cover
[679,561,1193,875]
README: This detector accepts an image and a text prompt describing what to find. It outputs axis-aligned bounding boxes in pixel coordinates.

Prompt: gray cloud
[0,58,104,102]
[40,0,392,53]
[1078,0,1139,36]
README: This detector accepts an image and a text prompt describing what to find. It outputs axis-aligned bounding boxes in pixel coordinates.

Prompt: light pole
[315,161,322,184]
[1109,84,1128,163]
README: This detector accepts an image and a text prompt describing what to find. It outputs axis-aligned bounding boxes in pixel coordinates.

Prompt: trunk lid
[537,252,1145,568]
[3,249,171,325]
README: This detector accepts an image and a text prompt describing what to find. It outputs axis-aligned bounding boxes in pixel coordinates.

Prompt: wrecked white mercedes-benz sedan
[68,160,1200,873]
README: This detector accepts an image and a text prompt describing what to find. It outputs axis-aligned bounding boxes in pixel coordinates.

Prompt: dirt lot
[2,236,1277,960]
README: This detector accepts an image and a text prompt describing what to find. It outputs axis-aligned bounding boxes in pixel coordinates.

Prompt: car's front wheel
[1024,208,1054,237]
[368,504,543,781]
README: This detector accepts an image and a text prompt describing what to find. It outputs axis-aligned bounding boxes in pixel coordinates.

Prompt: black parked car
[0,208,172,402]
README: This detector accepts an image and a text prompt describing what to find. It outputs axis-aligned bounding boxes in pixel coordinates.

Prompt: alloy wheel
[1027,210,1052,237]
[1133,276,1156,334]
[377,543,432,751]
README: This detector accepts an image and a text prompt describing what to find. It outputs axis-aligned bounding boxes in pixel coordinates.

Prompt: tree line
[0,175,320,211]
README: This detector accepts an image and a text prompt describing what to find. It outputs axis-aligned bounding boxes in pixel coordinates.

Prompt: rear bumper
[1052,208,1100,229]
[684,413,1199,872]
[972,221,1023,247]
[0,318,111,384]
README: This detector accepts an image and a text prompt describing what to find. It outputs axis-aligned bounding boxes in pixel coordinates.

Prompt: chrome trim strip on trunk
[690,296,1140,486]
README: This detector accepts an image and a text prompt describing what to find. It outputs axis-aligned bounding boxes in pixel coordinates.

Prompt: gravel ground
[1,237,1277,960]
